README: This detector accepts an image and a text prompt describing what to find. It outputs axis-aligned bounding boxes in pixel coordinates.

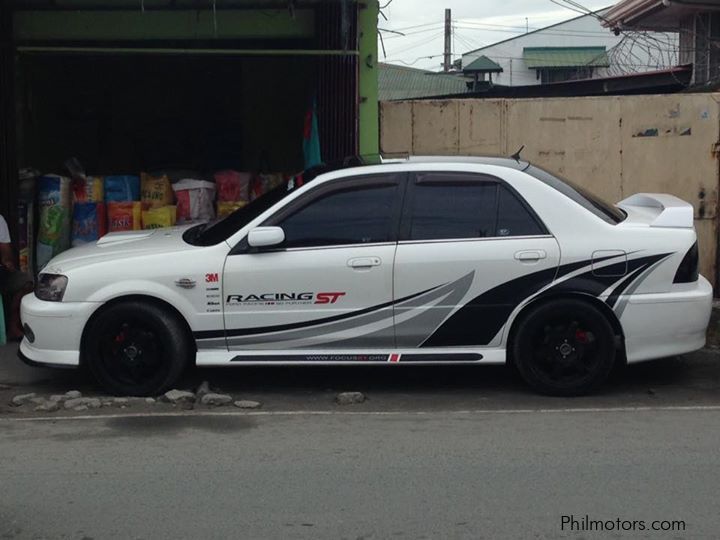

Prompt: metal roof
[523,46,610,69]
[379,63,470,101]
[461,7,613,56]
[463,55,503,73]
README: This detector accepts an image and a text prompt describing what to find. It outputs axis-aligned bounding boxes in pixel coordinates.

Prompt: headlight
[35,274,68,302]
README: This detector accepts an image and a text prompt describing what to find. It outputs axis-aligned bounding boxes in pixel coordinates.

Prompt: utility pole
[443,8,452,72]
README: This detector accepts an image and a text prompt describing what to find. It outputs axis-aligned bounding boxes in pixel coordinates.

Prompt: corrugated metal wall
[380,95,720,286]
[0,2,17,240]
[316,1,359,162]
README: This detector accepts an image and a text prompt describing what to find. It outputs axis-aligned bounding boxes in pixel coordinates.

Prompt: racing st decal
[226,291,346,306]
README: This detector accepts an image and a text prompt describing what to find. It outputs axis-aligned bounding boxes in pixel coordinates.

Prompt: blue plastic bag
[72,202,107,246]
[104,175,140,202]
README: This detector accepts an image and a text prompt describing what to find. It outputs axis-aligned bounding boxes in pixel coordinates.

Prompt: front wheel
[83,301,192,396]
[512,299,616,396]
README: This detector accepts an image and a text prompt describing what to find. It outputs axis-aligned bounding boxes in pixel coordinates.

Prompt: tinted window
[408,175,544,240]
[525,165,626,225]
[279,183,399,248]
[496,185,545,237]
[410,181,498,240]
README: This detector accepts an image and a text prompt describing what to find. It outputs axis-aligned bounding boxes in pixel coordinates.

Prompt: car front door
[222,173,405,354]
[393,171,561,349]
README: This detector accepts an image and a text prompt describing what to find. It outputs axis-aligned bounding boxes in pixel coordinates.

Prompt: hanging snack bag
[72,176,104,203]
[214,170,251,203]
[37,174,72,269]
[172,179,216,223]
[142,205,177,229]
[107,201,142,232]
[141,172,173,209]
[217,201,247,218]
[105,175,140,202]
[72,202,107,246]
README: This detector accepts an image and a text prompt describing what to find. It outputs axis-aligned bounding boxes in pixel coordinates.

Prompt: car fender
[83,279,198,327]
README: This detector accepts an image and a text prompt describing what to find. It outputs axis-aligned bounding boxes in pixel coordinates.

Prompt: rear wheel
[83,301,192,396]
[512,299,616,396]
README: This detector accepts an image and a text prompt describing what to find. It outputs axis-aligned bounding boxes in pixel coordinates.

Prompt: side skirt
[195,348,506,366]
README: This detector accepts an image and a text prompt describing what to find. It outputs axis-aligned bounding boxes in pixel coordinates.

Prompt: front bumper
[19,294,101,368]
[621,275,713,363]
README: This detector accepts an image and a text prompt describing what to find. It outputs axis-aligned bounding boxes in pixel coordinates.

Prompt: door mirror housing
[247,226,285,248]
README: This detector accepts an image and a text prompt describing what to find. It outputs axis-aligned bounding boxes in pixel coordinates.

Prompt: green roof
[523,47,609,69]
[379,63,470,101]
[463,55,503,73]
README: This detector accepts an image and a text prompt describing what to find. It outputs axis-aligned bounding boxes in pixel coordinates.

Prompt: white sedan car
[20,157,713,396]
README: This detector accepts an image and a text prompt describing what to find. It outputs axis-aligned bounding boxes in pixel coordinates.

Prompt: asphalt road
[3,342,720,539]
[2,407,719,539]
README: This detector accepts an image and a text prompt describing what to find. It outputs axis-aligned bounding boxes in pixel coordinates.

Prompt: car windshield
[183,158,366,246]
[184,180,297,247]
[524,165,626,225]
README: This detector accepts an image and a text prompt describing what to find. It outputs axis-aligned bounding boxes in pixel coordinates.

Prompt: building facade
[604,0,720,85]
[461,8,677,87]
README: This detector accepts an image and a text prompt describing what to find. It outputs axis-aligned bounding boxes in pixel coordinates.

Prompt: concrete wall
[461,9,677,87]
[380,94,720,284]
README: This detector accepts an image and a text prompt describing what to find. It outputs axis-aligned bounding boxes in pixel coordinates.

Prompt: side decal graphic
[422,253,671,348]
[229,352,483,363]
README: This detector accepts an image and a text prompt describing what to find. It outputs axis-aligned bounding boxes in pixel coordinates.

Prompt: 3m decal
[205,273,219,283]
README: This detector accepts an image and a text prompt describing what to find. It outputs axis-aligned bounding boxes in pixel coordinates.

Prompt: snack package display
[250,173,285,201]
[72,202,107,246]
[142,205,177,229]
[141,172,173,209]
[217,201,247,218]
[172,179,216,223]
[17,169,37,274]
[107,201,142,232]
[105,175,140,202]
[214,170,251,203]
[37,175,72,269]
[72,176,104,203]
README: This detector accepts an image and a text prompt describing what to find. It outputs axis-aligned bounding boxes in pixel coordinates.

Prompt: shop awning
[523,47,610,69]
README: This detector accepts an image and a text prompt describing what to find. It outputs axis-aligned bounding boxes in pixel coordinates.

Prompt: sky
[379,0,612,70]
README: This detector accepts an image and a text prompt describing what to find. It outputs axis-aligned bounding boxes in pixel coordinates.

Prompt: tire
[83,301,192,396]
[512,299,616,396]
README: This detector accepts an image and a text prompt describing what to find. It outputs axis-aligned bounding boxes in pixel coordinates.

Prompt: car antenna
[510,145,525,162]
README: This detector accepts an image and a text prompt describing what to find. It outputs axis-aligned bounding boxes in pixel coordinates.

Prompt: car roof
[381,155,530,171]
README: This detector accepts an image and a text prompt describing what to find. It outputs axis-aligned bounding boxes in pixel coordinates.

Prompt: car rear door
[393,171,560,349]
[222,173,405,352]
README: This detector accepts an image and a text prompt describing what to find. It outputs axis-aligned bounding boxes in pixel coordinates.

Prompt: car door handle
[514,250,546,262]
[348,257,382,269]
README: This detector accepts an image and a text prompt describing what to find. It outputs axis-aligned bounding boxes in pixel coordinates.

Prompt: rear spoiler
[617,193,694,228]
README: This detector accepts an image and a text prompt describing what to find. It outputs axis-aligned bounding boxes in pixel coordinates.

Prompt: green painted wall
[14,9,314,41]
[358,1,379,162]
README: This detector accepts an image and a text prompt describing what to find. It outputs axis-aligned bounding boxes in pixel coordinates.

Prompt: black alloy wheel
[84,301,192,396]
[512,299,616,396]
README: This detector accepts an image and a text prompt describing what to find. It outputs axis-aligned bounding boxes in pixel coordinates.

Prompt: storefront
[0,0,379,273]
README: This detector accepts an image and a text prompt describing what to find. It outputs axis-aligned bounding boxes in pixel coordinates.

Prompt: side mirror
[247,226,285,248]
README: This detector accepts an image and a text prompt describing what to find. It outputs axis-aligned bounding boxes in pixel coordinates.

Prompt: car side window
[277,181,400,248]
[496,184,545,237]
[408,173,545,241]
[409,179,498,240]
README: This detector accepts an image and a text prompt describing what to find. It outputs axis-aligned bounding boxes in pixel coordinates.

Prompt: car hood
[43,225,197,274]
